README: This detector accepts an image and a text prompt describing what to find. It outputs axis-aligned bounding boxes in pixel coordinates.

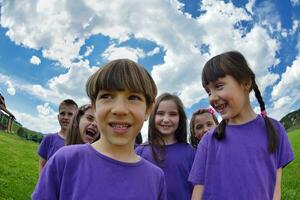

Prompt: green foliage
[15,126,43,143]
[281,129,300,200]
[280,108,300,131]
[0,131,39,200]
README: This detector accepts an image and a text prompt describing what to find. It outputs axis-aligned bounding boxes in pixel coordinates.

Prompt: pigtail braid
[214,119,226,140]
[252,79,278,153]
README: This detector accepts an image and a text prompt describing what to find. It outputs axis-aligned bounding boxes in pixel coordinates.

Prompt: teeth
[111,123,129,128]
[161,125,172,128]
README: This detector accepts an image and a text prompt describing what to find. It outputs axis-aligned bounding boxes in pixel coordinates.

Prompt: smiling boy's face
[58,105,77,131]
[93,90,151,148]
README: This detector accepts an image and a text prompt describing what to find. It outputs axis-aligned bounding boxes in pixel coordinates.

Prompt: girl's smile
[155,100,179,138]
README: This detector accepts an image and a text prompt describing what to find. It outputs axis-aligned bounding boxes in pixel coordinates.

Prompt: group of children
[32,51,294,200]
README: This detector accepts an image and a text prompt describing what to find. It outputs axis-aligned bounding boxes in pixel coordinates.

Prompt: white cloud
[5,80,16,95]
[11,107,59,134]
[147,47,160,56]
[245,0,256,15]
[272,56,300,99]
[84,45,94,57]
[102,44,145,62]
[1,0,292,131]
[269,56,300,119]
[37,103,53,116]
[30,55,41,65]
[290,0,300,6]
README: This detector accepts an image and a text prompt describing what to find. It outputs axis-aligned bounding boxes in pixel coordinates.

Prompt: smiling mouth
[86,129,97,137]
[109,122,131,129]
[160,125,172,128]
[215,104,226,113]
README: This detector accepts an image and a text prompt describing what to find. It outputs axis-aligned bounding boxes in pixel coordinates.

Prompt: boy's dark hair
[65,104,99,145]
[189,108,219,148]
[148,92,187,165]
[201,51,278,153]
[58,99,78,111]
[86,59,157,108]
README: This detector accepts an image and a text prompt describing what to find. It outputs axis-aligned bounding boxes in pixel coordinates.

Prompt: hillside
[280,108,300,131]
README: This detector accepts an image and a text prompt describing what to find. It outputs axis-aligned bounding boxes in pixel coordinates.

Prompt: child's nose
[209,91,218,103]
[91,120,97,127]
[162,115,170,122]
[111,98,129,115]
[203,126,209,133]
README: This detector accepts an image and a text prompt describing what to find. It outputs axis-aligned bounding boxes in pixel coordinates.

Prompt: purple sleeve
[188,134,208,185]
[276,122,294,168]
[31,153,63,199]
[38,135,49,160]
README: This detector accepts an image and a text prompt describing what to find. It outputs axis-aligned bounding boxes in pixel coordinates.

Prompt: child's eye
[128,95,142,101]
[205,88,211,96]
[207,122,214,127]
[156,111,165,116]
[85,114,94,121]
[169,112,178,116]
[215,83,223,90]
[99,93,112,99]
[195,124,203,130]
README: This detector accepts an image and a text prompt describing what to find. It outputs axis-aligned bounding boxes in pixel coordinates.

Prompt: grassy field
[282,129,300,200]
[0,132,39,200]
[0,129,299,199]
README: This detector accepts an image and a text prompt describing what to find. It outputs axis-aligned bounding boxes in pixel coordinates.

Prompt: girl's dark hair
[148,93,187,165]
[65,104,99,145]
[189,108,219,148]
[201,51,278,153]
[135,132,143,145]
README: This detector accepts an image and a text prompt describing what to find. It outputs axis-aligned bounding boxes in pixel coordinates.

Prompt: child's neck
[162,134,177,145]
[92,139,140,163]
[58,129,67,139]
[228,107,257,125]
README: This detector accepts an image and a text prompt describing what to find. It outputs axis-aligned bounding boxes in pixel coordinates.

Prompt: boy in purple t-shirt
[32,59,167,200]
[37,99,78,174]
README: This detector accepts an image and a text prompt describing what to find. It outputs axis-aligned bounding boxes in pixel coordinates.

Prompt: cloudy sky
[0,0,300,140]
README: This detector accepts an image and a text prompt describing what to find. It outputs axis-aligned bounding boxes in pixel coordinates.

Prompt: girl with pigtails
[189,51,294,200]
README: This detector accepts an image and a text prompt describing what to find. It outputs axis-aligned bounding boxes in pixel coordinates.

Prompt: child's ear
[144,104,153,121]
[243,78,252,91]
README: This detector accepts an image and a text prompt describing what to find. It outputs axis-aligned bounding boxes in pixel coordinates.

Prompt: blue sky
[0,0,300,139]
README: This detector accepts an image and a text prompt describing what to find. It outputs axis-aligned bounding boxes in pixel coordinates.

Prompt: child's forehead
[195,113,214,121]
[59,105,77,111]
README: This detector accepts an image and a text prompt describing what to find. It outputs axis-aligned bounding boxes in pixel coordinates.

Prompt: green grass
[0,131,39,200]
[282,129,300,200]
[0,129,299,199]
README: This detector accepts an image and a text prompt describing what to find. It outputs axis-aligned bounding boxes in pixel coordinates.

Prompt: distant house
[0,93,15,132]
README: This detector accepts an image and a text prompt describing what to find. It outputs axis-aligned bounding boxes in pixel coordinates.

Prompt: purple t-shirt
[32,144,167,200]
[189,115,294,199]
[38,133,64,160]
[136,143,195,200]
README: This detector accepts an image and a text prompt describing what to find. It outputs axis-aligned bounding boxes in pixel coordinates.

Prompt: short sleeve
[31,153,63,200]
[38,136,49,160]
[188,133,209,185]
[275,122,294,168]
